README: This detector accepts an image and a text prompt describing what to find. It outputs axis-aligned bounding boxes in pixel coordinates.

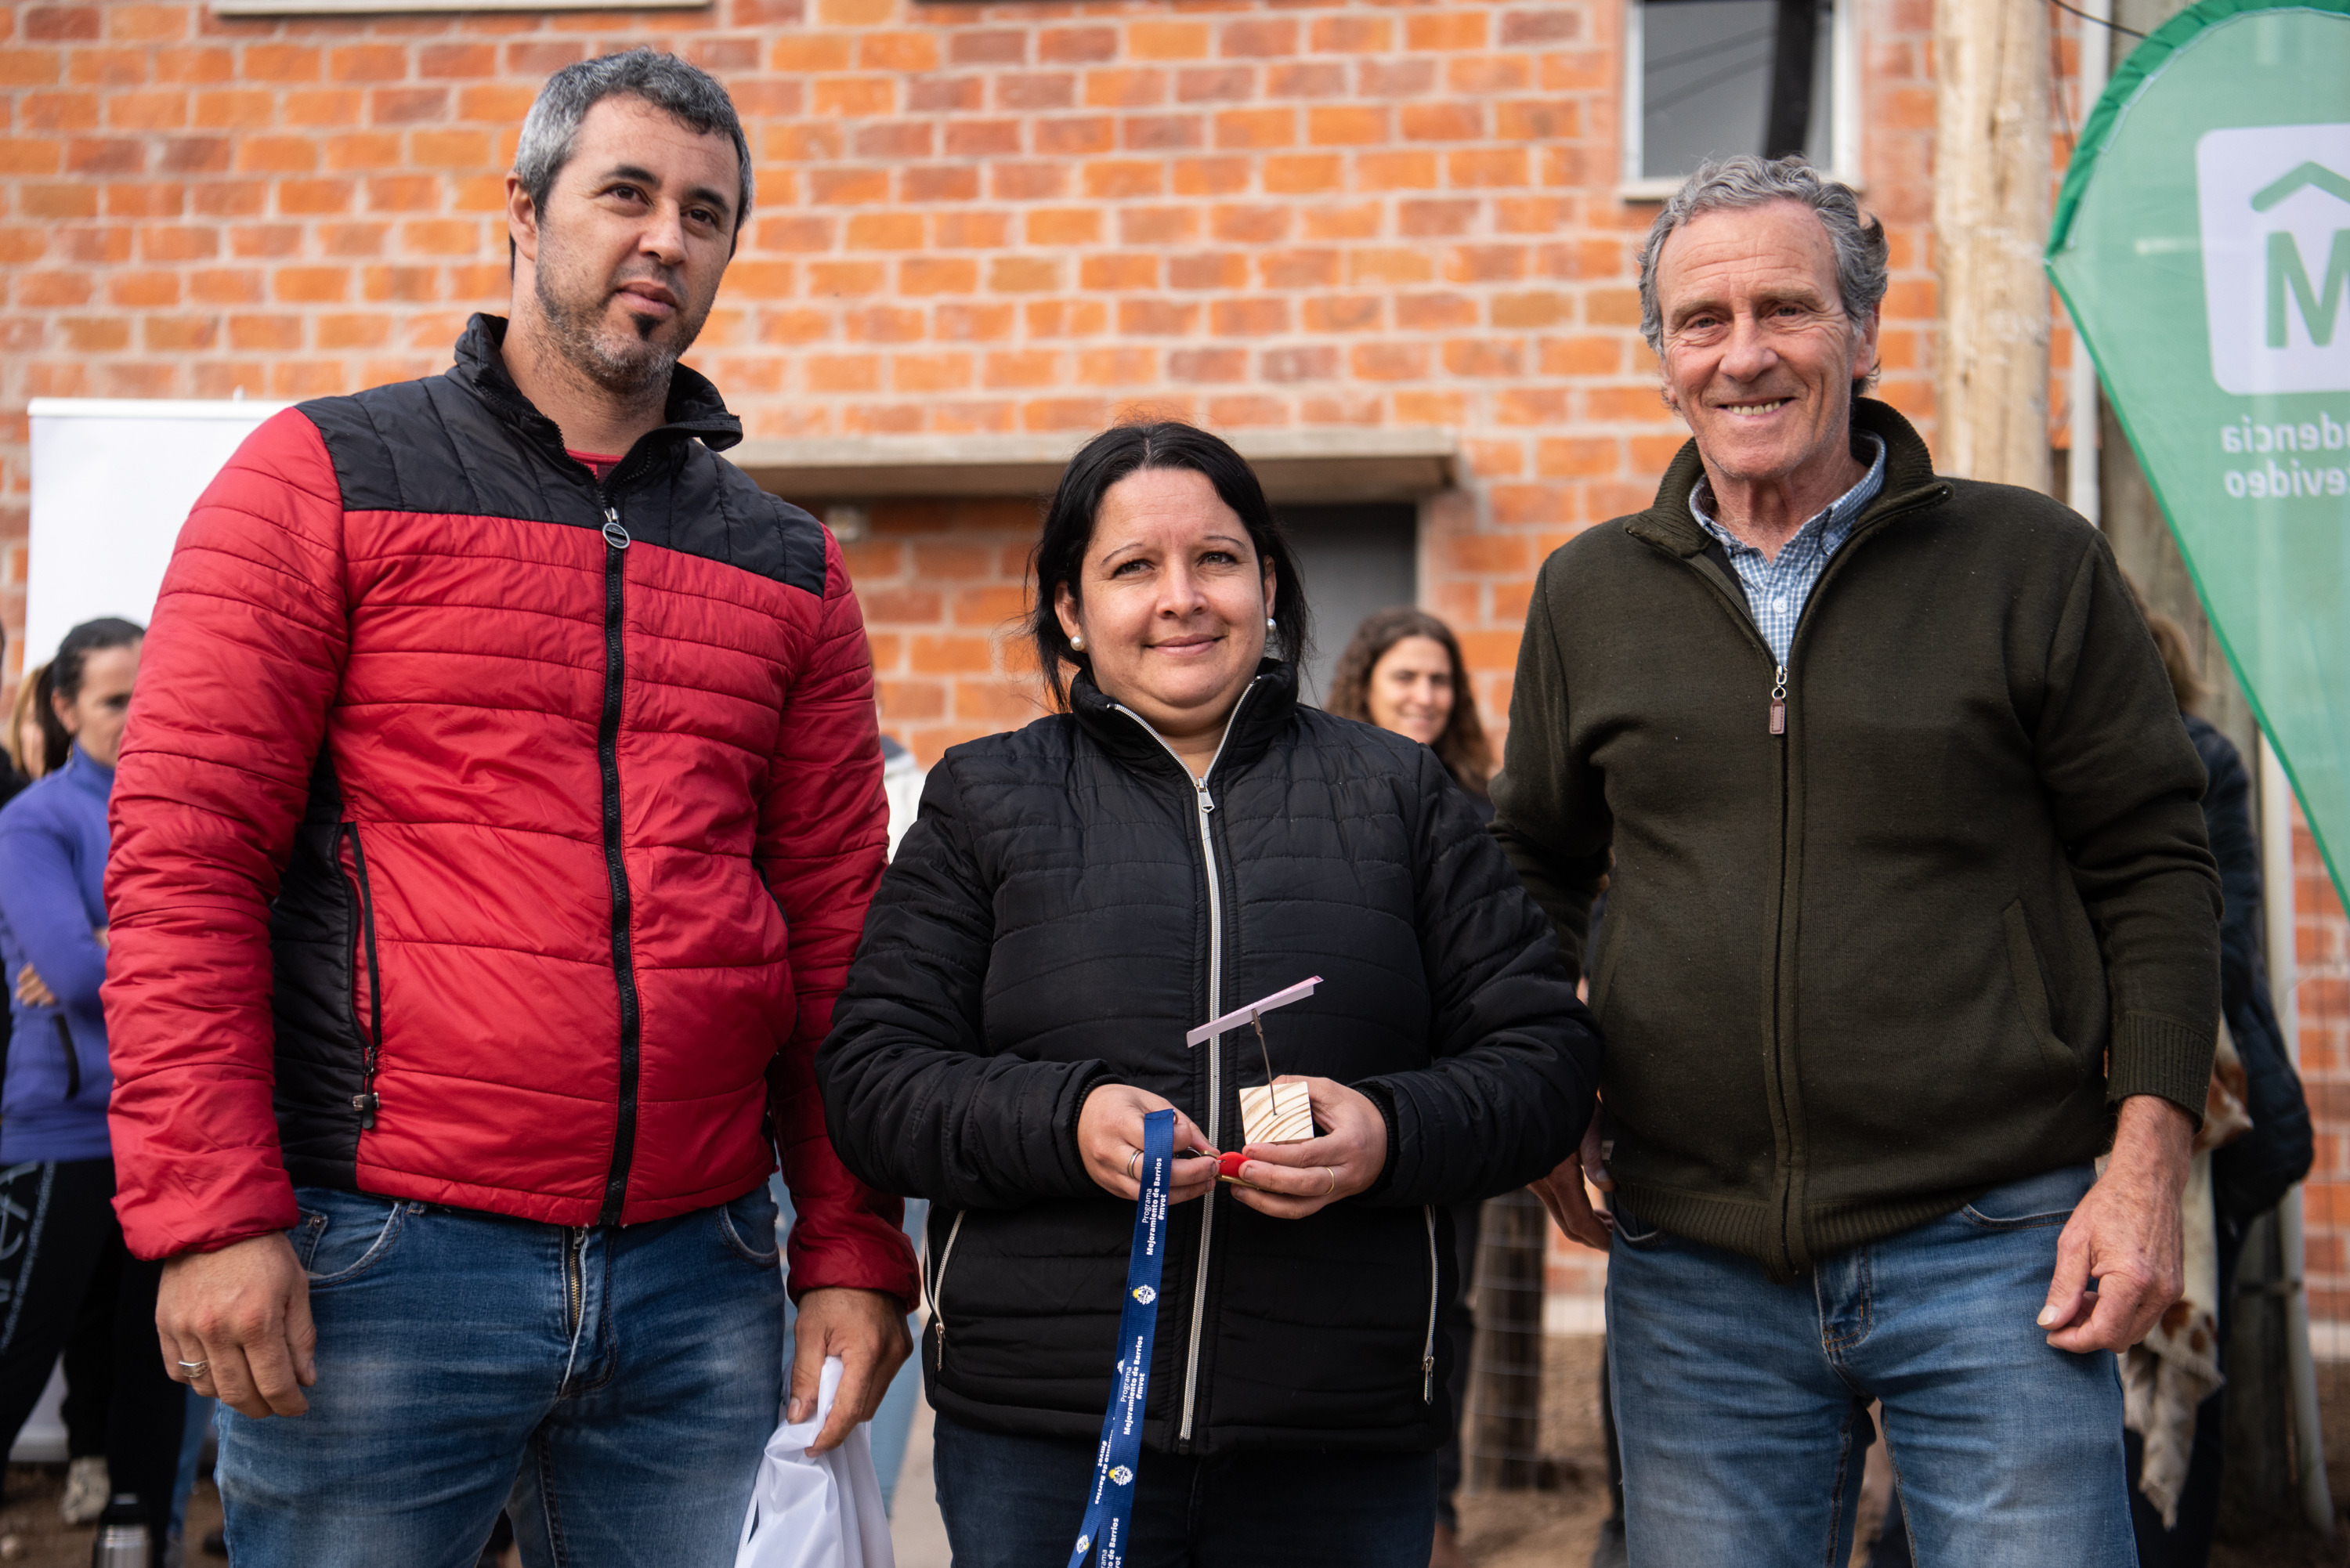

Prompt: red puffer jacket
[103,314,916,1305]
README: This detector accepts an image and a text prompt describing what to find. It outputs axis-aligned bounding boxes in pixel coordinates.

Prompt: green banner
[2048,0,2350,908]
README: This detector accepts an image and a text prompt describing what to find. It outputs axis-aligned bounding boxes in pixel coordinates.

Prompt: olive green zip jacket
[1491,399,2221,1281]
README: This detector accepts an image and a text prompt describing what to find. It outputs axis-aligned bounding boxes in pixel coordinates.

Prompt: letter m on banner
[2200,125,2350,392]
[2269,228,2350,347]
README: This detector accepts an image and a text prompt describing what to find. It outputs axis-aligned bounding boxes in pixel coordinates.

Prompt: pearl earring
[1070,634,1086,652]
[1265,616,1277,631]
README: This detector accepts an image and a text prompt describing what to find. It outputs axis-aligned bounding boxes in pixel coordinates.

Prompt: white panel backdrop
[13,398,287,1458]
[25,399,288,669]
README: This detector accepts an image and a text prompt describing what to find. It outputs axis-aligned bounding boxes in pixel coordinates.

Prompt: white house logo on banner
[2199,123,2350,394]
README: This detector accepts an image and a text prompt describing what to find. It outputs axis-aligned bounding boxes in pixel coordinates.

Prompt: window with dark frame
[1631,0,1842,186]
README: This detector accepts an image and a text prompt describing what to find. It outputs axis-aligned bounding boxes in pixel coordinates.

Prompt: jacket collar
[60,743,113,797]
[1625,398,1950,560]
[450,313,746,471]
[1071,660,1299,784]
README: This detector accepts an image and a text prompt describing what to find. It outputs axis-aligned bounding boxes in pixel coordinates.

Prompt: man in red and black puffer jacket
[102,50,915,1563]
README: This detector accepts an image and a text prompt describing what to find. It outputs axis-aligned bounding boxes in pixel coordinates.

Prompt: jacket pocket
[1609,1198,1667,1252]
[49,1017,79,1103]
[2001,901,2080,1092]
[293,1192,409,1288]
[338,825,385,1129]
[1958,1162,2095,1230]
[718,1187,783,1268]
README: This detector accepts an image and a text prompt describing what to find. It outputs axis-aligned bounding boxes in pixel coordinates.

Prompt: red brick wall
[9,0,2346,1317]
[0,0,1943,753]
[847,497,1047,742]
[2296,815,2350,1322]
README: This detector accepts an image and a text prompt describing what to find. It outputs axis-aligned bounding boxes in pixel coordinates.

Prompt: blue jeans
[218,1185,786,1568]
[931,1412,1435,1568]
[1606,1164,2132,1568]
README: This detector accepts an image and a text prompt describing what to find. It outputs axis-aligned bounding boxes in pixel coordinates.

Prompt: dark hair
[2119,573,2207,714]
[1029,423,1312,711]
[52,618,145,706]
[1325,606,1495,796]
[512,49,753,261]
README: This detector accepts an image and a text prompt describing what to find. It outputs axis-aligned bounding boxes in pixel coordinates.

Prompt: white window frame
[1620,0,1863,201]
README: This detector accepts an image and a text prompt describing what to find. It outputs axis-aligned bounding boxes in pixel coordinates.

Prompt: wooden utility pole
[1933,0,2052,488]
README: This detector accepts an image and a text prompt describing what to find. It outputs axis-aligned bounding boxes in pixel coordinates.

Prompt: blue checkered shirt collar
[1687,432,1888,665]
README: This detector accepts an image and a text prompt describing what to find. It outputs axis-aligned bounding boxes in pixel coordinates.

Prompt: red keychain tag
[1217,1151,1270,1190]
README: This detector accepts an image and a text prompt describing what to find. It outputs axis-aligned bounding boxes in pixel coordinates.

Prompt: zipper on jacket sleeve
[1422,1205,1441,1403]
[924,1210,967,1368]
[594,500,645,1226]
[1769,663,1789,735]
[342,823,385,1130]
[1109,681,1259,1450]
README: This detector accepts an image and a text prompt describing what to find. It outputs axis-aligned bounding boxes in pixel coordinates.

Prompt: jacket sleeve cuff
[112,1158,300,1263]
[2106,1012,2218,1125]
[1355,1081,1403,1201]
[783,1212,920,1311]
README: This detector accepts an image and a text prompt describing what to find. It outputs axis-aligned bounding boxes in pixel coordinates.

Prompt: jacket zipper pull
[602,505,630,550]
[1769,663,1788,735]
[350,1091,379,1129]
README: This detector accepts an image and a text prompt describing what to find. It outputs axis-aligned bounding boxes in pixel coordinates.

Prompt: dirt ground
[1455,1334,1616,1566]
[0,1462,221,1566]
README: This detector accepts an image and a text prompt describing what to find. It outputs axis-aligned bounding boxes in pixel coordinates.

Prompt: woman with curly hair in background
[1325,608,1495,815]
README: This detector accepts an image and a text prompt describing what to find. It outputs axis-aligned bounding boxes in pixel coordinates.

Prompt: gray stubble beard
[533,256,707,400]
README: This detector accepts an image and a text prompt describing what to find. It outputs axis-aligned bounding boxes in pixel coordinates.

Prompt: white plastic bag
[734,1355,895,1568]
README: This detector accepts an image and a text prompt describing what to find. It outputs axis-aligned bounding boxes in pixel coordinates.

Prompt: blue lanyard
[1066,1107,1174,1568]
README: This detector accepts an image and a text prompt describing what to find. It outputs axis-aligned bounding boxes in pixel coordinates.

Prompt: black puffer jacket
[819,662,1596,1456]
[2186,716,2312,1228]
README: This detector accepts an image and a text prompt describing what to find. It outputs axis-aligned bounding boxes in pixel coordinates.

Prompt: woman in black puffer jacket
[819,422,1598,1567]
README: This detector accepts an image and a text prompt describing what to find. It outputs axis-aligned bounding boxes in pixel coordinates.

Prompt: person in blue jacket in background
[0,616,186,1559]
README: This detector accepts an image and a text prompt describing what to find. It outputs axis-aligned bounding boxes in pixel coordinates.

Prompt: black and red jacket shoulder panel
[103,315,916,1305]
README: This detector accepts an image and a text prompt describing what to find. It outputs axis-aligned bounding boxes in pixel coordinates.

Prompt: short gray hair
[514,49,753,244]
[1637,156,1887,388]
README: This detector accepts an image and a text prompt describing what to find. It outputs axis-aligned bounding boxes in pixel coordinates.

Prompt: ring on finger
[1124,1147,1144,1179]
[1321,1166,1336,1198]
[176,1359,209,1377]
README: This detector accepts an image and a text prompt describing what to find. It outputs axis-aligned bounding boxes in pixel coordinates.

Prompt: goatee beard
[535,265,692,398]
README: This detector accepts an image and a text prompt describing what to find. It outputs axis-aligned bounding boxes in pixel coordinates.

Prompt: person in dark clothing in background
[0,618,186,1559]
[1327,605,1499,1568]
[820,423,1599,1567]
[2125,602,2312,1566]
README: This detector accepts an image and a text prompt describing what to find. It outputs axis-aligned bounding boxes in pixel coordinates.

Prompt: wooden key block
[1238,1082,1314,1146]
